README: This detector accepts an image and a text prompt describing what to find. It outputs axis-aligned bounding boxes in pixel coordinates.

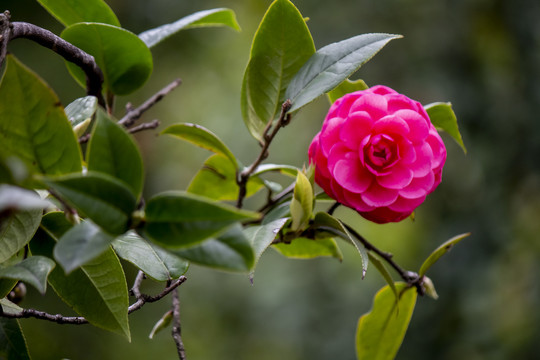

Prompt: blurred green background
[3,0,540,359]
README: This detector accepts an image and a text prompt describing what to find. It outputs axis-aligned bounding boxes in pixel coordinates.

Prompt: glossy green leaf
[43,172,137,235]
[367,252,398,302]
[241,0,315,141]
[0,55,82,176]
[175,224,254,272]
[65,95,97,134]
[54,221,114,273]
[32,212,130,339]
[139,8,240,48]
[356,283,417,360]
[144,191,259,249]
[87,109,144,198]
[0,209,42,263]
[425,102,467,154]
[0,318,31,360]
[62,23,153,95]
[188,154,263,201]
[273,237,342,260]
[112,231,188,281]
[0,185,50,213]
[148,310,173,339]
[327,78,368,103]
[290,171,313,231]
[251,164,298,177]
[0,256,55,295]
[286,33,402,113]
[244,218,288,270]
[418,232,470,277]
[162,123,238,168]
[0,298,23,315]
[312,212,369,277]
[37,0,120,26]
[0,279,17,299]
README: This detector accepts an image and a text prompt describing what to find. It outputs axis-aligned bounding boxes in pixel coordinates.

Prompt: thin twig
[1,273,188,323]
[118,78,182,127]
[343,223,424,294]
[1,13,105,107]
[171,288,187,360]
[236,100,292,208]
[128,119,160,135]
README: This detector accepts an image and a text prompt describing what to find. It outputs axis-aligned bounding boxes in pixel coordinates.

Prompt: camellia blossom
[308,85,446,223]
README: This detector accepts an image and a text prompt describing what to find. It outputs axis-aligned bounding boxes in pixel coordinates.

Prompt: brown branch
[128,119,160,135]
[118,78,182,128]
[342,223,424,294]
[1,273,188,323]
[171,288,187,360]
[0,11,105,107]
[236,100,292,208]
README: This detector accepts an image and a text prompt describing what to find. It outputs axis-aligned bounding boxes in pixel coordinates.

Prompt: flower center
[364,134,399,175]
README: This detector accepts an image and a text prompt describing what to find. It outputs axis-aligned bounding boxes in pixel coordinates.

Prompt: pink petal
[360,207,410,224]
[397,138,416,164]
[370,85,397,96]
[394,109,429,142]
[376,165,414,189]
[427,131,447,169]
[350,93,388,120]
[410,143,433,177]
[342,189,375,212]
[399,171,435,199]
[320,117,345,157]
[327,93,358,119]
[388,195,426,212]
[386,94,416,113]
[339,111,373,150]
[361,182,399,207]
[329,151,373,193]
[371,114,410,138]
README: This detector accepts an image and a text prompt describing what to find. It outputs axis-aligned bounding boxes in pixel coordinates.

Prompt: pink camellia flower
[308,85,446,223]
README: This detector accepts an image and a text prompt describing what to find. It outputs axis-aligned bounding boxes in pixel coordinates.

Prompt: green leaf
[0,209,42,263]
[42,172,137,235]
[37,0,120,26]
[0,279,17,299]
[243,218,288,270]
[262,202,291,225]
[273,237,343,260]
[31,212,130,340]
[162,123,238,168]
[0,298,23,315]
[367,252,398,302]
[148,310,173,339]
[0,185,50,213]
[139,8,240,48]
[144,191,259,249]
[290,171,313,231]
[251,164,298,177]
[87,109,144,198]
[112,231,188,281]
[61,23,153,95]
[175,224,254,272]
[0,55,82,176]
[241,0,315,141]
[418,232,470,277]
[356,283,417,360]
[0,256,55,295]
[285,33,402,113]
[312,212,369,277]
[424,102,467,154]
[327,78,368,103]
[0,318,31,360]
[188,154,263,201]
[54,221,114,273]
[65,96,97,136]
